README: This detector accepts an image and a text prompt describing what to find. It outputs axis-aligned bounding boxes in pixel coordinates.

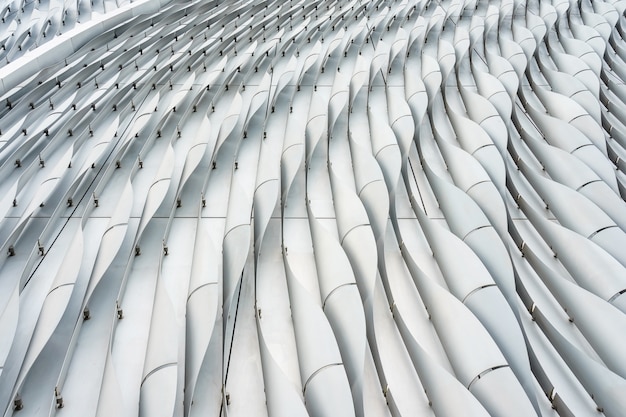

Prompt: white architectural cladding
[1,0,626,415]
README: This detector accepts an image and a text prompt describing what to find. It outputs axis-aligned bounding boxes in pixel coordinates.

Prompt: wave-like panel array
[0,0,626,416]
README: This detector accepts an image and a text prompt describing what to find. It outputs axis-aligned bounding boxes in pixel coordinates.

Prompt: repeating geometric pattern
[0,0,626,416]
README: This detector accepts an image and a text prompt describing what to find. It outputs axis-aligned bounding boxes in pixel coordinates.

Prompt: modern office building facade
[0,0,625,416]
